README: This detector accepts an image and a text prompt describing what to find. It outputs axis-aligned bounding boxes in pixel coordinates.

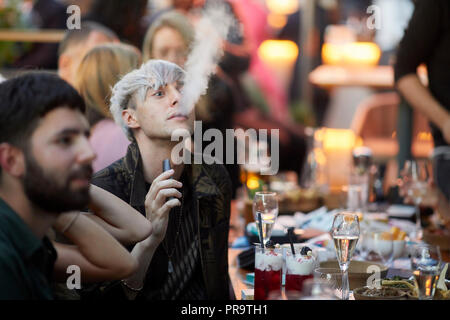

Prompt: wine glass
[330,212,360,300]
[410,244,442,300]
[402,160,430,240]
[369,231,394,267]
[253,192,278,246]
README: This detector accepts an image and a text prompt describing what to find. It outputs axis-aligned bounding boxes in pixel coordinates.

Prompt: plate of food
[353,286,408,300]
[381,276,450,300]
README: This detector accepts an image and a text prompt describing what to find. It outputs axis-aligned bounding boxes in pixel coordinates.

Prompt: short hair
[58,21,118,57]
[74,43,142,126]
[110,60,185,140]
[0,72,85,149]
[142,11,194,62]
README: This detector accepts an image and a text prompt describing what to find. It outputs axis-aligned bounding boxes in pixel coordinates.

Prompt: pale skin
[58,31,118,87]
[86,184,152,246]
[119,81,195,298]
[0,107,142,284]
[396,74,450,144]
[151,26,188,68]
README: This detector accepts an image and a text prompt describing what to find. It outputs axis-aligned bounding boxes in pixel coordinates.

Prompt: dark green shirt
[0,197,57,300]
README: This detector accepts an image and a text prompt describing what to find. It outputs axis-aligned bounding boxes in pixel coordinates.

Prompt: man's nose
[77,136,96,165]
[169,85,181,107]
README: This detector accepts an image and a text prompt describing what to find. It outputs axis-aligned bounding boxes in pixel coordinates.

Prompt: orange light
[258,40,299,66]
[266,0,299,15]
[417,131,432,141]
[246,176,260,190]
[323,129,356,151]
[322,42,381,67]
[267,13,287,29]
[321,129,357,193]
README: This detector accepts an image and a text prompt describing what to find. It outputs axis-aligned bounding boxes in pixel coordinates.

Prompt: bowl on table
[392,240,406,259]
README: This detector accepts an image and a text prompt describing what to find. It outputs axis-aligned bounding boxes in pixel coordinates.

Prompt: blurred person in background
[13,0,66,69]
[74,43,141,172]
[0,73,152,299]
[83,0,149,48]
[58,21,118,87]
[395,0,450,204]
[278,1,337,126]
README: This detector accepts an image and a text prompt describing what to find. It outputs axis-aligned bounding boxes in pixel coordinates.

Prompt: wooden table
[0,29,65,43]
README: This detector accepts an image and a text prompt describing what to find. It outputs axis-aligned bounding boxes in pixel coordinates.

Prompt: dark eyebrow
[55,128,90,138]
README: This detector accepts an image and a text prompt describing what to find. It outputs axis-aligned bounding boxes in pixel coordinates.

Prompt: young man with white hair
[88,60,233,300]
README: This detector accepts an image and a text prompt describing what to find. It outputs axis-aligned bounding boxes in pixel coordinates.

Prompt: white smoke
[179,2,235,115]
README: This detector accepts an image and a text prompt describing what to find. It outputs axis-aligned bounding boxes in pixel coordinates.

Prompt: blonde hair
[75,43,142,124]
[142,11,194,62]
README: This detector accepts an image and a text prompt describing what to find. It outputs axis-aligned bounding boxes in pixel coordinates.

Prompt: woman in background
[75,43,141,172]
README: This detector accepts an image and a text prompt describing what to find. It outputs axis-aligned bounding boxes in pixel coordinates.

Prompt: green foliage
[0,0,28,66]
[290,99,317,127]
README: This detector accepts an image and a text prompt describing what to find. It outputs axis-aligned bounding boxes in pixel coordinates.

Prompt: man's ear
[0,143,25,178]
[122,109,140,129]
[58,54,72,81]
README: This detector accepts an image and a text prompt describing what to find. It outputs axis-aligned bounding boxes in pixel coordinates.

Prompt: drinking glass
[331,212,360,300]
[300,278,339,300]
[369,231,394,267]
[357,229,371,260]
[254,245,283,300]
[284,247,316,299]
[253,192,278,246]
[402,160,430,240]
[313,268,343,299]
[410,244,442,300]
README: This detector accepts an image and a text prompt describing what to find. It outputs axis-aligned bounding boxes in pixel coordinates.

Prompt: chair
[351,92,434,162]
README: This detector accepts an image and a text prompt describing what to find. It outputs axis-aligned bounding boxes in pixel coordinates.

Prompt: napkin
[437,263,448,291]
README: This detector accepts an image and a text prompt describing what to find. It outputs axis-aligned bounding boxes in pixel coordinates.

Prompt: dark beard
[22,152,92,213]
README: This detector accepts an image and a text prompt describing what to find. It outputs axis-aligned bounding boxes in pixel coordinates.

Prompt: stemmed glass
[370,231,394,267]
[331,212,360,300]
[410,244,442,300]
[402,160,429,240]
[253,192,278,247]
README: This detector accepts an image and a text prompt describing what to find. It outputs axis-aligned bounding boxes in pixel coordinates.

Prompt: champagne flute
[331,212,360,300]
[410,244,442,300]
[403,160,429,240]
[253,192,278,247]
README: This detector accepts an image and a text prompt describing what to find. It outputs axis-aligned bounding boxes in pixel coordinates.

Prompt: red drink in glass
[254,247,283,300]
[285,252,316,299]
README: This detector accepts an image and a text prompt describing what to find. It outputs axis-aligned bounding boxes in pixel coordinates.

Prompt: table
[0,29,65,43]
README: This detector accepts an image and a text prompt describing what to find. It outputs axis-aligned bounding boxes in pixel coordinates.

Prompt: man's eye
[57,136,73,145]
[154,91,164,97]
[176,82,184,91]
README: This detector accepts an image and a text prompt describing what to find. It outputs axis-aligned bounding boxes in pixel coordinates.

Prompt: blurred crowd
[0,0,449,301]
